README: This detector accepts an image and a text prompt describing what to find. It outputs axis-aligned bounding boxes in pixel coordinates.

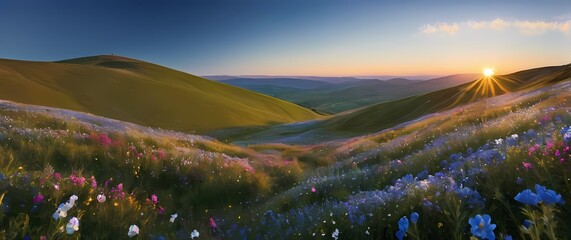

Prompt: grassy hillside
[0,55,321,132]
[323,64,571,133]
[221,74,479,114]
[2,76,571,239]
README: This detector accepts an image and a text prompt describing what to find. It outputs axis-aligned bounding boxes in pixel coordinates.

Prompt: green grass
[0,55,321,133]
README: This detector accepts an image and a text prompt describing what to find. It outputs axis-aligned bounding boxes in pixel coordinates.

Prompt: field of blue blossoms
[1,81,571,239]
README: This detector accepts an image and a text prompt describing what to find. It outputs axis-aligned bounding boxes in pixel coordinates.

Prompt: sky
[1,0,570,76]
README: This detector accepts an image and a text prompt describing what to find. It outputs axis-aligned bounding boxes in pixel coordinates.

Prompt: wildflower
[128,225,139,237]
[209,217,217,228]
[523,219,532,229]
[395,229,405,240]
[332,228,339,240]
[522,162,532,170]
[157,206,165,214]
[191,229,200,239]
[40,236,47,240]
[311,187,316,193]
[555,150,561,157]
[90,176,97,188]
[398,216,409,231]
[53,195,78,220]
[170,213,178,223]
[69,174,85,186]
[410,212,419,224]
[98,133,112,146]
[535,184,565,205]
[32,193,44,204]
[504,235,513,240]
[53,172,62,181]
[147,194,158,205]
[54,184,60,190]
[514,189,541,206]
[65,217,79,234]
[468,214,496,240]
[97,194,106,203]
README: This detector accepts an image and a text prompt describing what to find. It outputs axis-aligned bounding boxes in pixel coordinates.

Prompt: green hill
[322,64,571,133]
[0,55,321,132]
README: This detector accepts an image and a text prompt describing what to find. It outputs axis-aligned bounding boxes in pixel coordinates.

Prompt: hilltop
[0,55,321,132]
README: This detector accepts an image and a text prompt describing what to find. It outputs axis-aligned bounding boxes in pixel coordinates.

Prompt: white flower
[128,225,139,237]
[65,217,79,234]
[191,229,200,239]
[332,228,339,240]
[170,213,178,223]
[97,194,106,203]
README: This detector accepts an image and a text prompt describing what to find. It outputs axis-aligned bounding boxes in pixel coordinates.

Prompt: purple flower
[32,193,44,204]
[514,189,541,206]
[469,214,496,240]
[535,184,565,205]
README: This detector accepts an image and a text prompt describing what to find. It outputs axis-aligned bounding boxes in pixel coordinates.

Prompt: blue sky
[1,0,570,76]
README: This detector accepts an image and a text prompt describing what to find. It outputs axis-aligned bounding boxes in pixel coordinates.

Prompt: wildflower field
[1,80,571,239]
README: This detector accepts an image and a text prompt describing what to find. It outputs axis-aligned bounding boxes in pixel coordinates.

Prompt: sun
[483,68,494,77]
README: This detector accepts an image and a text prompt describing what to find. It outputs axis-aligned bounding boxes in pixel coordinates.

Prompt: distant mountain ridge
[221,73,480,113]
[0,55,321,132]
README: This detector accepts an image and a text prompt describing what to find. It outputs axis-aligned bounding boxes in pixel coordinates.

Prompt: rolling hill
[213,64,571,144]
[220,74,479,114]
[321,64,571,133]
[0,55,321,132]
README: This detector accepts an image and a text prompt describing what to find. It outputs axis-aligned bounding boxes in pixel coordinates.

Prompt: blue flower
[535,184,565,205]
[410,212,419,224]
[514,189,540,206]
[395,229,405,240]
[523,220,532,229]
[398,216,409,231]
[504,235,513,240]
[468,214,496,240]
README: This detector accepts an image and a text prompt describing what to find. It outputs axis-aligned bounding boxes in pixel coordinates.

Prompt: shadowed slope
[0,55,321,132]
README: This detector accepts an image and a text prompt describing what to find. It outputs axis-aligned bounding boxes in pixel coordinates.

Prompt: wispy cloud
[420,22,460,35]
[421,18,571,35]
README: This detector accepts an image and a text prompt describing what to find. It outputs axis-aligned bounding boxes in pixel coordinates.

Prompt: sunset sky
[1,0,570,76]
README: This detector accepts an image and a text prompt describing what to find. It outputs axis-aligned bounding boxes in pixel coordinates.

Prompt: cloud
[421,18,571,35]
[514,20,571,35]
[467,18,511,30]
[419,22,460,35]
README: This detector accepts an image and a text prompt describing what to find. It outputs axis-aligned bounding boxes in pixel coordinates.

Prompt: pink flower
[561,158,565,164]
[522,162,533,170]
[555,150,561,157]
[54,184,60,190]
[98,133,112,146]
[209,217,217,228]
[40,236,47,240]
[90,176,97,188]
[146,194,158,205]
[110,183,125,200]
[157,206,165,214]
[32,193,44,204]
[53,172,62,181]
[69,174,85,186]
[311,187,316,193]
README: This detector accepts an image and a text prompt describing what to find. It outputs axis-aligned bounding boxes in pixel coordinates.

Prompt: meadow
[1,80,571,239]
